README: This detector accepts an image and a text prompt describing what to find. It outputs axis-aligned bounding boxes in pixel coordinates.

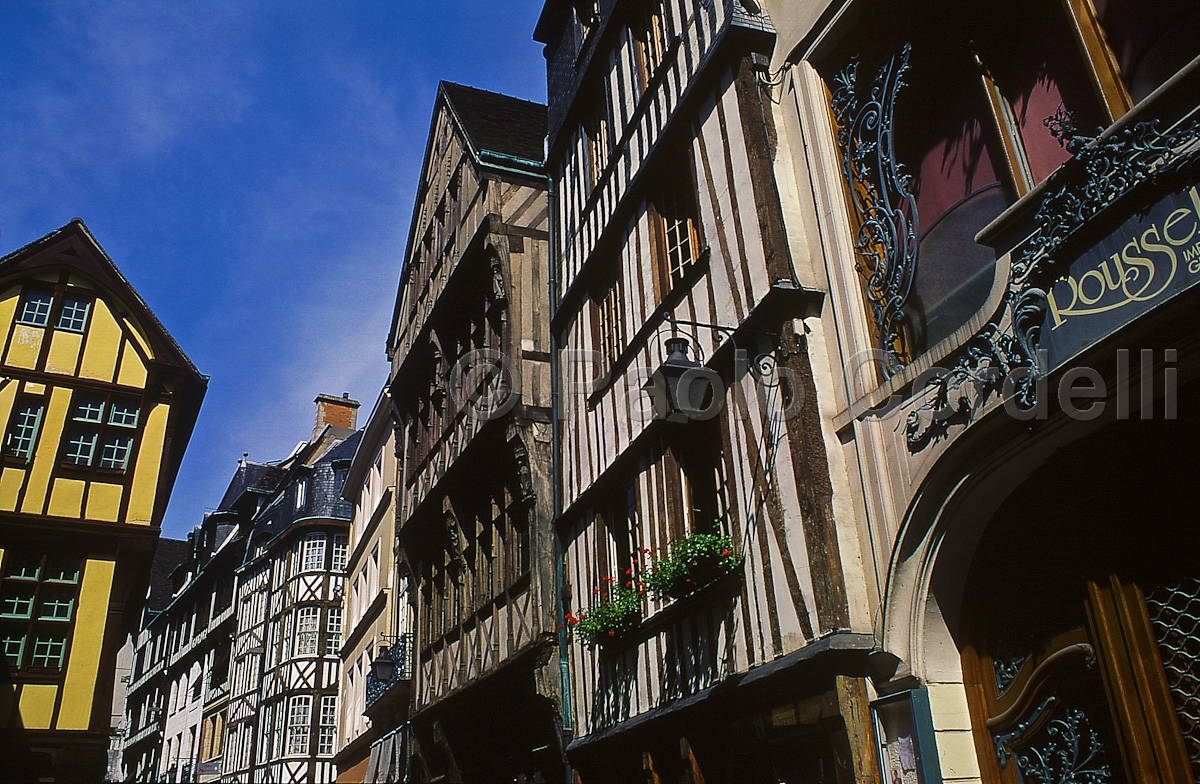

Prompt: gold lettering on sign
[1047,186,1200,328]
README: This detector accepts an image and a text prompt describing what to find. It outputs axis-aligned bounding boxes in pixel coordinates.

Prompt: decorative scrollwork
[1013,707,1112,784]
[831,45,919,375]
[748,352,784,387]
[1013,108,1200,291]
[994,653,1031,695]
[994,696,1057,768]
[905,107,1200,451]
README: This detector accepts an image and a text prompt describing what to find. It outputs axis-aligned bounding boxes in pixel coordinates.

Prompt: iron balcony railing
[365,633,414,712]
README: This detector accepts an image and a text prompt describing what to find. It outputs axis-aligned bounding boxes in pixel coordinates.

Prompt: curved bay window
[821,0,1199,374]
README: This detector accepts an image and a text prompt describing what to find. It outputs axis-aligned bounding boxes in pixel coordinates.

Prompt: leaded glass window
[286,695,311,756]
[325,607,342,655]
[318,695,337,755]
[332,535,349,572]
[296,606,319,656]
[303,533,326,572]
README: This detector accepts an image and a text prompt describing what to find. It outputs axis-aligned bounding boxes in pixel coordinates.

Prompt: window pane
[325,607,342,655]
[39,591,74,621]
[7,402,45,460]
[296,607,319,656]
[44,557,80,583]
[56,298,91,332]
[17,291,53,327]
[107,402,140,428]
[287,695,311,755]
[1,632,24,667]
[303,534,326,572]
[99,435,134,470]
[31,636,67,669]
[4,554,40,581]
[73,398,105,423]
[332,535,349,572]
[1095,0,1200,103]
[1,590,34,618]
[64,430,98,466]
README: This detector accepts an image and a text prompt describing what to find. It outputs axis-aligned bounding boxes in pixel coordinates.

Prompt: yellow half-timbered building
[0,219,206,782]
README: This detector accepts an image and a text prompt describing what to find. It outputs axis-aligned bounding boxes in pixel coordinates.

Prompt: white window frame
[318,695,337,755]
[302,533,326,572]
[296,606,320,657]
[286,695,311,756]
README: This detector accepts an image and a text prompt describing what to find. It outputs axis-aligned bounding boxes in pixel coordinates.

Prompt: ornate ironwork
[1013,708,1112,784]
[1146,578,1200,777]
[831,45,919,374]
[994,696,1057,768]
[994,653,1031,695]
[1012,109,1200,292]
[905,109,1200,451]
[365,633,414,711]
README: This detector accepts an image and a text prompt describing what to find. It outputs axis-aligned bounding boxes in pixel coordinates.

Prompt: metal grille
[1146,578,1200,776]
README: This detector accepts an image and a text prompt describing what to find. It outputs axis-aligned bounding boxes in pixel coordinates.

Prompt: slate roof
[440,82,547,163]
[321,429,363,464]
[148,538,190,612]
[216,460,277,511]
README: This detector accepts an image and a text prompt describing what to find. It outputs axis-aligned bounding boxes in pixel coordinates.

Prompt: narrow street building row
[111,0,1200,782]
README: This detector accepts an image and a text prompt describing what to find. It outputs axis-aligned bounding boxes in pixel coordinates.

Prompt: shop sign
[1042,184,1200,370]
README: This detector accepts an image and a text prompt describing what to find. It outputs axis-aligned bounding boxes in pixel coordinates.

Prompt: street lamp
[371,646,396,683]
[644,337,723,422]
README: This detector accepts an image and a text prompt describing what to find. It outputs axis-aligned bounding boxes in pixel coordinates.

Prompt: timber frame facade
[222,396,360,784]
[124,510,239,783]
[335,386,411,784]
[0,220,206,783]
[536,1,878,781]
[387,82,562,783]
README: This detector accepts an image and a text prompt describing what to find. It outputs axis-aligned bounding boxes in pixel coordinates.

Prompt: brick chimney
[313,392,360,440]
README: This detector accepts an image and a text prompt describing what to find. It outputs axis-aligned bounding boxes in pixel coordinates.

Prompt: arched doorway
[955,397,1200,783]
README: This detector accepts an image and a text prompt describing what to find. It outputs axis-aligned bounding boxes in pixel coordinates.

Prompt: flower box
[643,530,743,601]
[568,580,644,647]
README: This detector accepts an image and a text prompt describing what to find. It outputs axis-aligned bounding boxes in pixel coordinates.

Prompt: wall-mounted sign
[1042,184,1200,370]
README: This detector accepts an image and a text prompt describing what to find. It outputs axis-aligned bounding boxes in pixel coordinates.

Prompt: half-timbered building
[335,386,412,783]
[763,0,1200,782]
[536,1,881,781]
[222,395,359,784]
[387,82,561,782]
[0,220,207,783]
[119,537,190,782]
[122,485,243,783]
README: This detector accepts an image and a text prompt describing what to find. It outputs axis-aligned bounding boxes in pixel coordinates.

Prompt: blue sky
[0,1,548,539]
